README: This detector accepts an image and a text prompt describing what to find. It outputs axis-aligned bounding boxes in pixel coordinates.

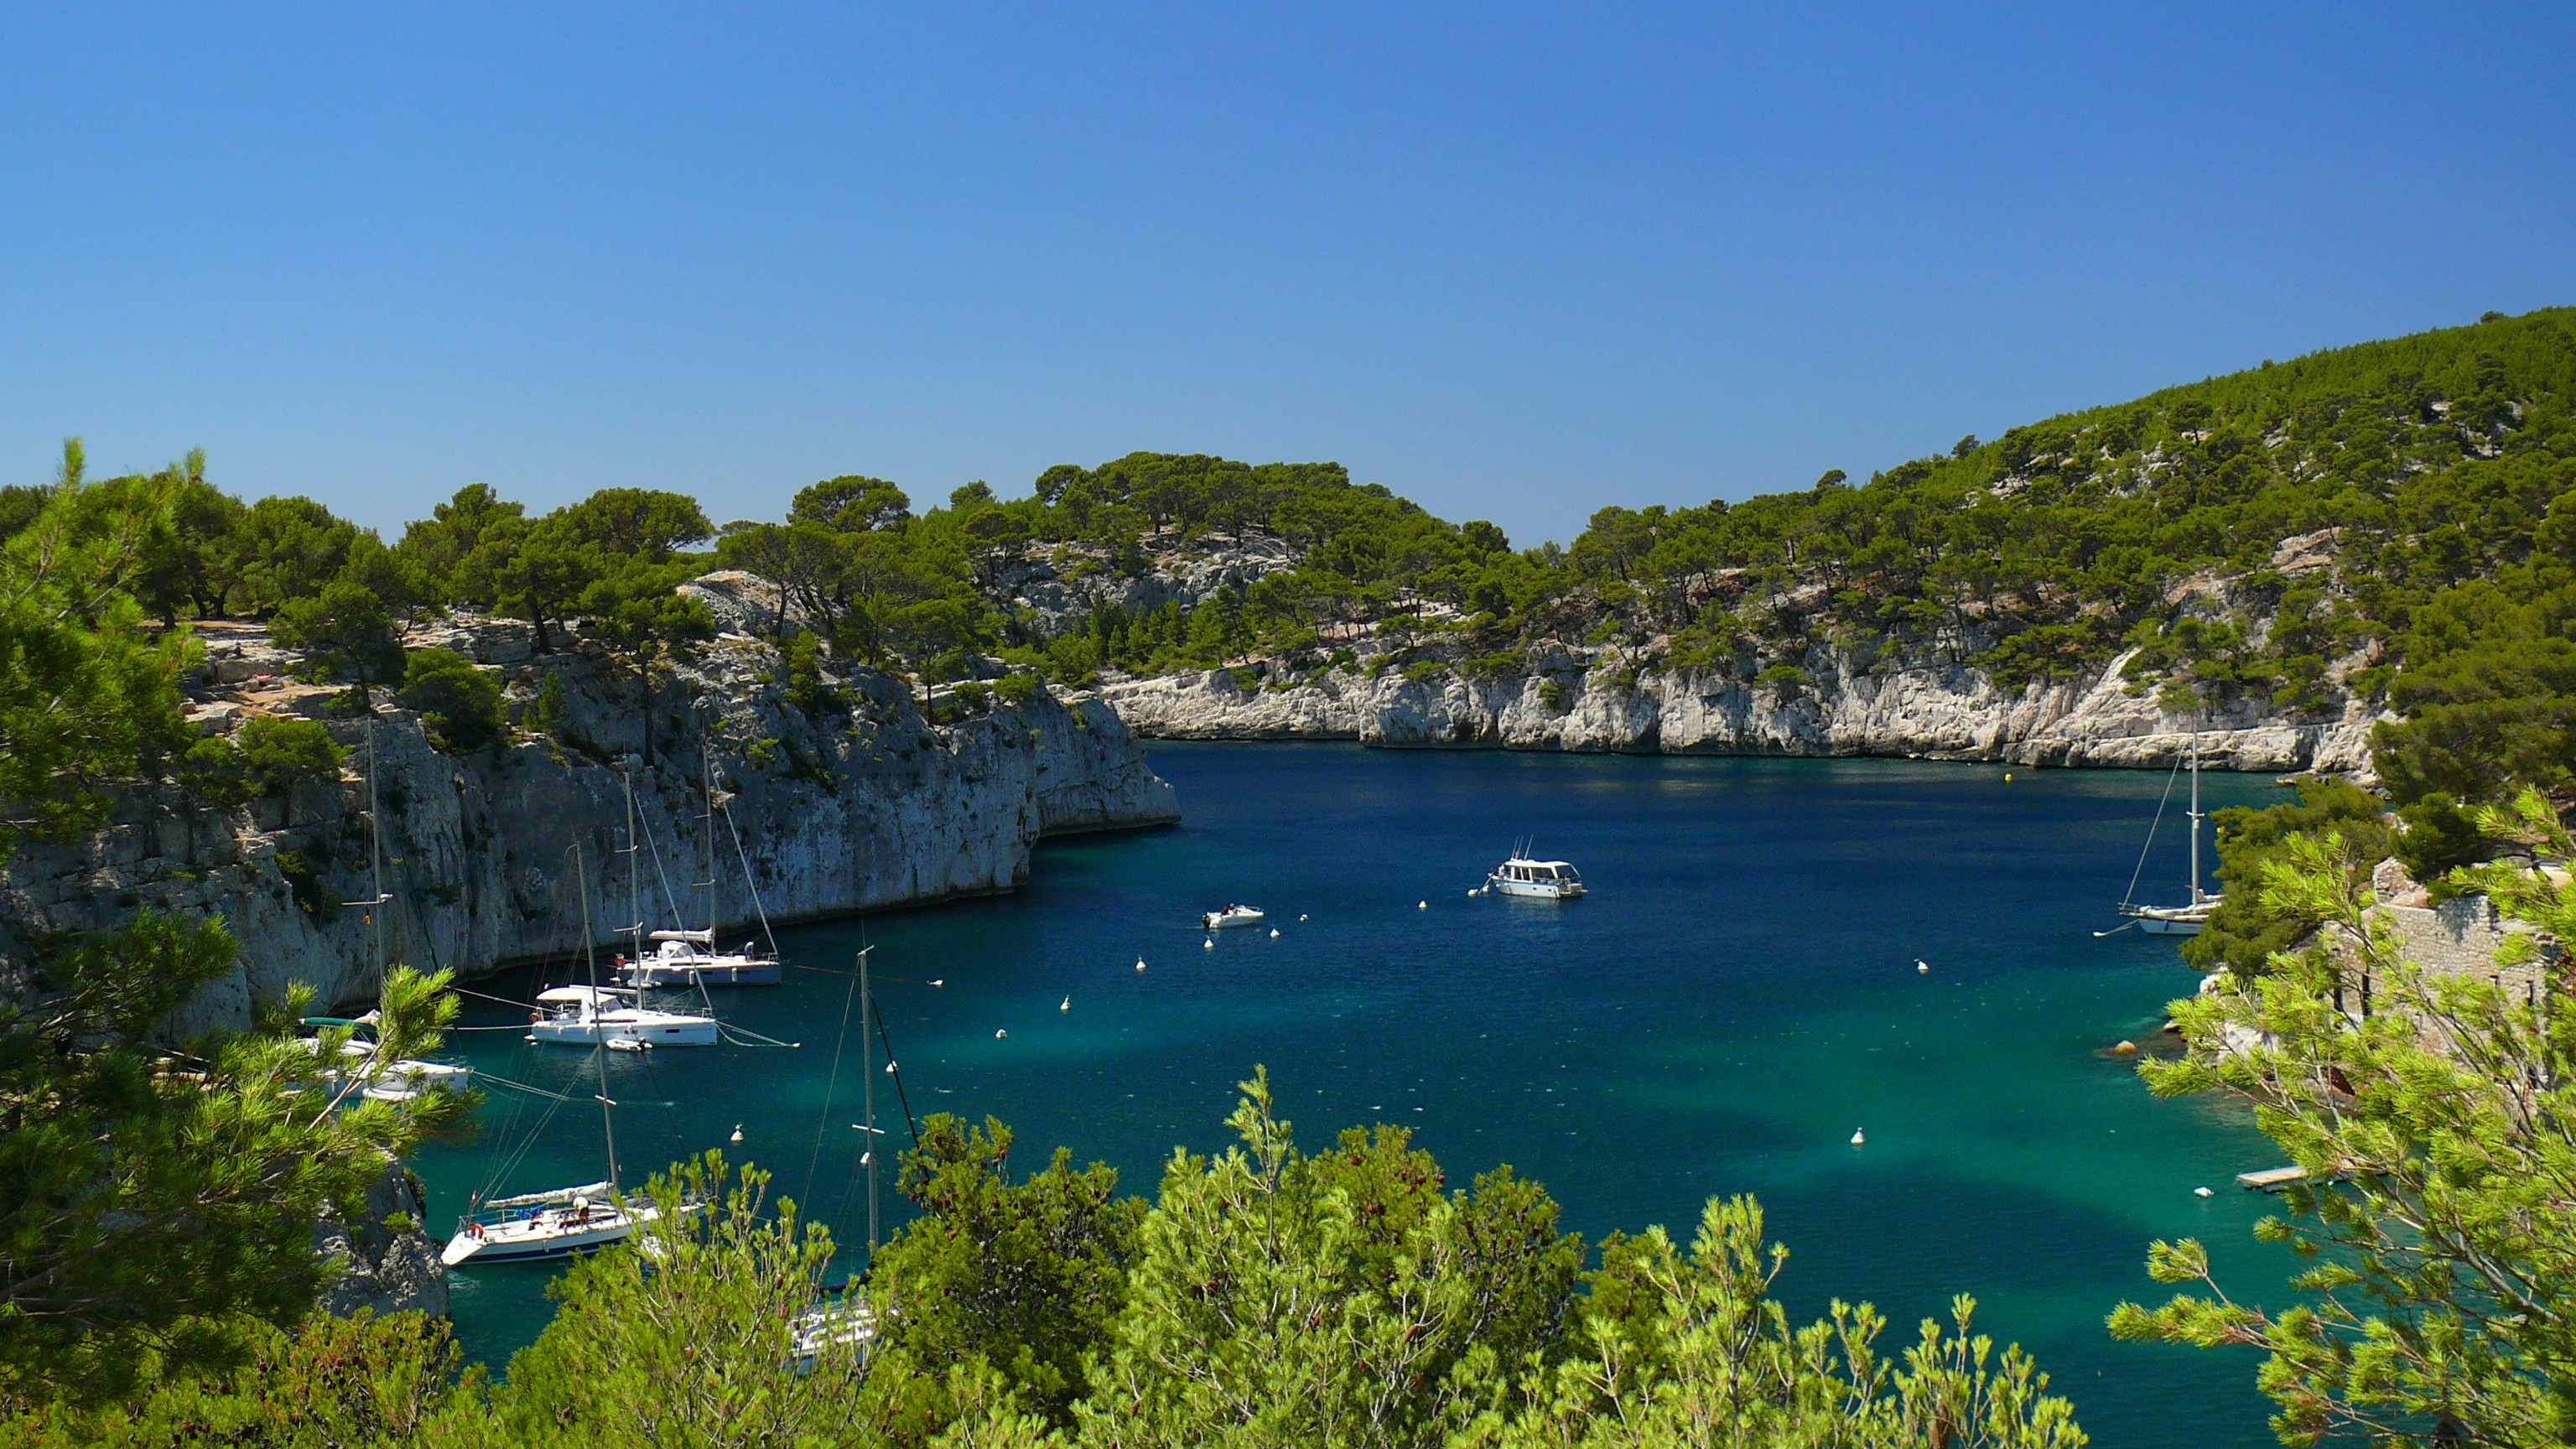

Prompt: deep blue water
[418,743,2294,1446]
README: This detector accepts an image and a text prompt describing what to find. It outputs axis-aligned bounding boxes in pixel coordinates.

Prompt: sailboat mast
[366,721,385,984]
[622,770,644,962]
[2187,734,2203,905]
[862,947,878,1260]
[573,843,620,1192]
[702,743,718,941]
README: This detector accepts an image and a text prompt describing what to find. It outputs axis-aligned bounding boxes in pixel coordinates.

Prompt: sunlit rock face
[0,609,1177,1030]
[1101,641,2383,778]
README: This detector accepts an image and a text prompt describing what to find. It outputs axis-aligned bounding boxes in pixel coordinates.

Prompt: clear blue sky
[3,5,2569,549]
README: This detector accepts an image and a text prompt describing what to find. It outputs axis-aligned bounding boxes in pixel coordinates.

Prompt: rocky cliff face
[1103,641,2386,776]
[0,595,1177,1031]
[315,1157,448,1319]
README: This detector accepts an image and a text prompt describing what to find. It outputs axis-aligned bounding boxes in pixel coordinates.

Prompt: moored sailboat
[2116,733,2223,937]
[447,842,695,1265]
[620,745,786,987]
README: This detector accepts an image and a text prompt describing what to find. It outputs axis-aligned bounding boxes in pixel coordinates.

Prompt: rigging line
[801,948,867,1210]
[2120,751,2187,911]
[473,1071,583,1102]
[718,1024,800,1048]
[865,979,921,1151]
[784,962,939,982]
[628,776,693,938]
[477,1056,575,1204]
[718,795,784,962]
[639,1043,688,1169]
[447,984,541,1010]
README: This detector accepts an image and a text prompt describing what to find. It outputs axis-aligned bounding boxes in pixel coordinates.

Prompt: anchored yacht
[529,984,719,1047]
[619,931,784,988]
[2116,734,2224,937]
[1488,857,1585,900]
[442,1182,671,1265]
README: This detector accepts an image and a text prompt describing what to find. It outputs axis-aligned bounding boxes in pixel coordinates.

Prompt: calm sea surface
[418,742,2296,1447]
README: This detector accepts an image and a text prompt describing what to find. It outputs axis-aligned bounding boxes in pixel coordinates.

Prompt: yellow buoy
[2004,772,2013,782]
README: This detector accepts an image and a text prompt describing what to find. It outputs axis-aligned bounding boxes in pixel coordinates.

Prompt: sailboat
[620,744,784,988]
[302,720,472,1101]
[445,844,685,1265]
[534,771,720,1046]
[2118,733,2223,937]
[788,943,884,1368]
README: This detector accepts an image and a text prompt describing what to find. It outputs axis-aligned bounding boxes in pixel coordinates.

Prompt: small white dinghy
[1202,904,1267,931]
[529,984,719,1047]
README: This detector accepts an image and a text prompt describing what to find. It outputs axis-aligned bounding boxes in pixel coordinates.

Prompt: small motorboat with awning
[1488,856,1586,900]
[1202,904,1267,931]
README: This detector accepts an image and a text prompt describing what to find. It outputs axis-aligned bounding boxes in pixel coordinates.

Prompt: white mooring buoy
[1061,995,1071,1011]
[730,1124,744,1144]
[1916,959,1930,974]
[2194,1186,2215,1197]
[995,1028,1008,1039]
[1850,1128,1866,1146]
[1270,927,1280,937]
[1417,900,1428,910]
[1136,958,1147,972]
[929,979,944,988]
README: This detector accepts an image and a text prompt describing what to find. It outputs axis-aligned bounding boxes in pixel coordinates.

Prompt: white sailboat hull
[2128,903,2219,937]
[442,1201,683,1265]
[618,956,782,987]
[530,1012,719,1047]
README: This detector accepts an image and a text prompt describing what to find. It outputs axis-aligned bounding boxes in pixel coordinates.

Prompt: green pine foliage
[2117,792,2576,1446]
[397,649,505,753]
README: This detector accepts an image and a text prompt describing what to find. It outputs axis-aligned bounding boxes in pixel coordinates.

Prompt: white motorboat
[2116,733,2224,937]
[618,931,785,987]
[1202,904,1267,930]
[1488,856,1585,900]
[529,984,720,1047]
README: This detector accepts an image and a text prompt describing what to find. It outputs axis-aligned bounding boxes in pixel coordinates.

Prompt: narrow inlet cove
[419,743,2293,1448]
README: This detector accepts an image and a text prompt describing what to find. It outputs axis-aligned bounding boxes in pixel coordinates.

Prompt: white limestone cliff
[1102,643,2386,776]
[0,610,1177,1031]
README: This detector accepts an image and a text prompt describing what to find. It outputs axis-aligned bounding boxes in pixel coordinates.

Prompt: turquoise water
[418,743,2294,1446]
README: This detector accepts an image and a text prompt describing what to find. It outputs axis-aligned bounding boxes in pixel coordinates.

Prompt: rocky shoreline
[1100,643,2386,776]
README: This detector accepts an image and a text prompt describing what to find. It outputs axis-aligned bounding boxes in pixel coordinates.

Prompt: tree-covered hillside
[11,307,2572,806]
